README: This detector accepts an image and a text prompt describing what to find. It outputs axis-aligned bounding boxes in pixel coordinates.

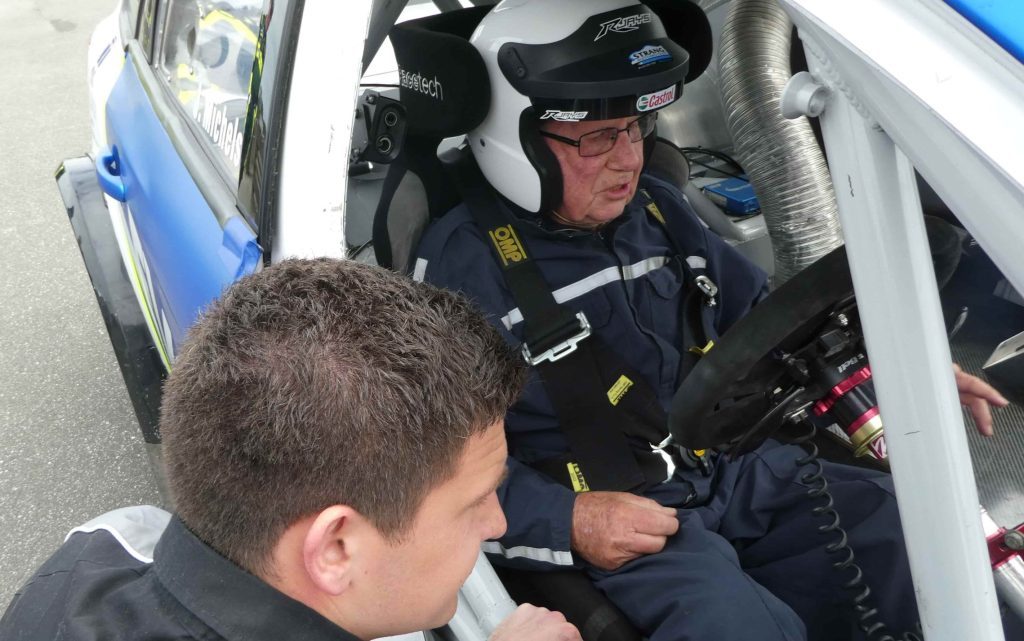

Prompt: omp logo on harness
[488,225,527,266]
[399,68,444,101]
[540,110,589,122]
[637,85,677,112]
[629,44,672,67]
[567,462,591,493]
[595,12,652,40]
[607,375,634,406]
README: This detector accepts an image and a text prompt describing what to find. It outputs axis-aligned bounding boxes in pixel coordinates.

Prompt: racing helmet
[467,0,710,213]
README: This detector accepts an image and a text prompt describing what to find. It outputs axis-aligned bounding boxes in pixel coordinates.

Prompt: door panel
[101,46,261,362]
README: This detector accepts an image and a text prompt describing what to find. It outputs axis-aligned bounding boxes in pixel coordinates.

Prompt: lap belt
[447,151,711,491]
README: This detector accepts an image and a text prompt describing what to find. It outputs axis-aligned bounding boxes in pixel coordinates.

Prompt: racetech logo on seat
[399,68,444,101]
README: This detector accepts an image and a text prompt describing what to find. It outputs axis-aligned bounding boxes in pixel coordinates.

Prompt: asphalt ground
[0,0,162,609]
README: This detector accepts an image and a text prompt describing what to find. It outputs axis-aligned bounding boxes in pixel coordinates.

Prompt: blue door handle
[96,146,127,202]
[221,217,263,278]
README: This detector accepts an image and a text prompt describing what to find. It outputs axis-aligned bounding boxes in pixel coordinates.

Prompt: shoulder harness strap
[640,188,717,357]
[446,151,675,492]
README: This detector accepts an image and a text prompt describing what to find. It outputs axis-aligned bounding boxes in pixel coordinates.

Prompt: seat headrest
[389,7,492,139]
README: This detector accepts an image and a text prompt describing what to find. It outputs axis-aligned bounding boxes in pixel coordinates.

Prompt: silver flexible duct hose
[718,0,843,285]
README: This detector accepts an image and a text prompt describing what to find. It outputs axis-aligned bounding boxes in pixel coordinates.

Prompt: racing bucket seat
[372,6,491,274]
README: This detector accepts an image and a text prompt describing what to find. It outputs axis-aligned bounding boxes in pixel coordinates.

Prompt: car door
[96,0,292,367]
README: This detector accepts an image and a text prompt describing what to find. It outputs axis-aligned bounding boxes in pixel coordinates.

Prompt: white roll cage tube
[780,0,1024,639]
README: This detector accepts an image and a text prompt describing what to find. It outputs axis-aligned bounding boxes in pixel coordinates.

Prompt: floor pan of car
[953,322,1024,529]
[945,252,1024,529]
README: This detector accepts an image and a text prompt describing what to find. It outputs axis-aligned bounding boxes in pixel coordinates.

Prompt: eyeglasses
[539,112,658,157]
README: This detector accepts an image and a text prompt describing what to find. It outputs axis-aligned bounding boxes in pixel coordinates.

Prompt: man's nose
[609,130,644,168]
[484,493,508,540]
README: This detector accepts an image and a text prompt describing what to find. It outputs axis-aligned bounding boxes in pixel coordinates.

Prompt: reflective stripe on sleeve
[481,541,574,566]
[500,255,690,330]
[686,255,706,270]
[412,258,428,282]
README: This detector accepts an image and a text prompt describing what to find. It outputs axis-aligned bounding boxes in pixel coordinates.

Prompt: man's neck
[549,209,604,230]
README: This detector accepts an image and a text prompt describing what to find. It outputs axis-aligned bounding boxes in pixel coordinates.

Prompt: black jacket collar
[154,517,360,641]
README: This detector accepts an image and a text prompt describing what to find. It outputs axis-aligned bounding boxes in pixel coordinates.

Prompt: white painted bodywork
[273,0,374,260]
[87,9,122,154]
[781,0,1024,638]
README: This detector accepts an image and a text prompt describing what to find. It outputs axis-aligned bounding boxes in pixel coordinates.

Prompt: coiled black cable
[790,418,923,641]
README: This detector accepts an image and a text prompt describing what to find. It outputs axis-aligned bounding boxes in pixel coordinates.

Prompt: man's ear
[302,505,359,596]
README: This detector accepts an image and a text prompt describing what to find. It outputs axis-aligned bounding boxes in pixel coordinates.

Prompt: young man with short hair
[0,259,581,641]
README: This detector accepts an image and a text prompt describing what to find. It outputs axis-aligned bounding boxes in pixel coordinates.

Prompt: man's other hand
[489,604,581,641]
[954,363,1009,437]
[571,491,679,571]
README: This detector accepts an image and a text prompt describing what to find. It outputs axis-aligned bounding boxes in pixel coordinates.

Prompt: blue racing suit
[414,173,917,641]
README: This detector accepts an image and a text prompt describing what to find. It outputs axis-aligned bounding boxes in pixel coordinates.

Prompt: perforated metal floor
[953,321,1024,530]
[944,250,1024,530]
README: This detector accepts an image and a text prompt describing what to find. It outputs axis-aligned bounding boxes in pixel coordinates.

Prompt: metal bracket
[695,275,718,307]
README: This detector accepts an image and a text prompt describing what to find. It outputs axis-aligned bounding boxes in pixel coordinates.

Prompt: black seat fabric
[372,6,492,273]
[372,136,459,274]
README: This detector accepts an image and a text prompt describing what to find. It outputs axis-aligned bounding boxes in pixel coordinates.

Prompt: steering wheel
[668,245,858,453]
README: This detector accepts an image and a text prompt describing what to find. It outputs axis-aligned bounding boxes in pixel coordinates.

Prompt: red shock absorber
[812,364,888,460]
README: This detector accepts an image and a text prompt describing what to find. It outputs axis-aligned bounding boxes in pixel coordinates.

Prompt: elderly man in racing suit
[413,1,1007,639]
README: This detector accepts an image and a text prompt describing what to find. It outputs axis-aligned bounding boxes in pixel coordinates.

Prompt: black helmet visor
[498,4,691,121]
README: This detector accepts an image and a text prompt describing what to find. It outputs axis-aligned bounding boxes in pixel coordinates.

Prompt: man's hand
[954,363,1009,436]
[571,491,679,571]
[489,604,581,641]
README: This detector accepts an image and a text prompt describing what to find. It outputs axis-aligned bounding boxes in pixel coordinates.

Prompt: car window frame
[118,0,142,44]
[236,0,304,256]
[150,0,261,194]
[135,0,301,242]
[137,0,158,61]
[124,37,240,230]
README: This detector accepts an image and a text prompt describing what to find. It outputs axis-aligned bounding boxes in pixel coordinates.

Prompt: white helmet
[467,0,709,213]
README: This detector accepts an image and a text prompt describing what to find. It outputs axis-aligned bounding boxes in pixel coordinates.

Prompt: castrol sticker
[636,85,676,112]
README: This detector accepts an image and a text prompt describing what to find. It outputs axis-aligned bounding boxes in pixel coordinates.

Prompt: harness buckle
[694,275,718,307]
[521,312,592,365]
[653,436,713,477]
